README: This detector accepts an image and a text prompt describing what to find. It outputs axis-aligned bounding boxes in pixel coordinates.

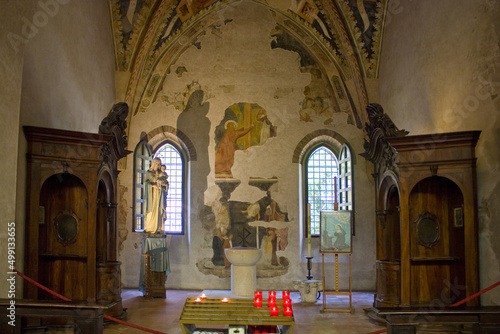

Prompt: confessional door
[38,173,89,301]
[408,177,466,305]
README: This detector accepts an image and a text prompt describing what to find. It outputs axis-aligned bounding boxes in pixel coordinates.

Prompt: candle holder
[306,256,313,280]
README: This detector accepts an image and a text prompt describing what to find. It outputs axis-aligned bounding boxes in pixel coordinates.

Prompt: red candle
[254,291,263,299]
[270,306,279,316]
[268,291,276,299]
[282,291,290,300]
[221,298,229,303]
[194,297,202,303]
[283,298,291,307]
[268,298,276,308]
[284,306,293,317]
[200,293,206,300]
[254,297,262,308]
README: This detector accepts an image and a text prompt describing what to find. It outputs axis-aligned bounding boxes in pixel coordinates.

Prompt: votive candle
[254,297,262,308]
[254,291,263,299]
[270,306,279,316]
[268,291,276,299]
[283,298,291,307]
[284,307,293,317]
[268,298,276,308]
[221,297,229,303]
[194,297,202,303]
[282,291,290,300]
[200,293,206,300]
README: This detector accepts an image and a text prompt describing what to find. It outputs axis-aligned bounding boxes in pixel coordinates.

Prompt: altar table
[179,297,294,334]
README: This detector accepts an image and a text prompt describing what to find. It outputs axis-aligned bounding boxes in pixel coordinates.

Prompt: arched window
[338,145,352,211]
[306,146,338,236]
[133,140,151,231]
[133,140,185,234]
[153,143,184,234]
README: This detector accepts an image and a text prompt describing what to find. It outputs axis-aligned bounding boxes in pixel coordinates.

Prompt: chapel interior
[1,0,500,333]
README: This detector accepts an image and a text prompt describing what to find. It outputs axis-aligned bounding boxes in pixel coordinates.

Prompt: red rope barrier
[14,269,168,334]
[451,280,500,307]
[366,330,387,334]
[366,279,500,334]
[14,269,71,301]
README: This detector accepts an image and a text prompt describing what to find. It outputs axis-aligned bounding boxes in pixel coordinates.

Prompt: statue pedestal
[293,279,322,303]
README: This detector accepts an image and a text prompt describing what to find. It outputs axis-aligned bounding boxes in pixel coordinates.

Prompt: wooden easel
[319,190,353,313]
[321,252,352,313]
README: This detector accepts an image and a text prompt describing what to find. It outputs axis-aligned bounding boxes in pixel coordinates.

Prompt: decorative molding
[99,102,133,164]
[360,103,408,180]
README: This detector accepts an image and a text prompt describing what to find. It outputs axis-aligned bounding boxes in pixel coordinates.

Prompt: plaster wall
[119,1,376,292]
[379,0,500,305]
[0,1,35,299]
[0,0,115,297]
[19,0,115,133]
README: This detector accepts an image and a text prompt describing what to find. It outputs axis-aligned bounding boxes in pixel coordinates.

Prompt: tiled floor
[103,289,386,334]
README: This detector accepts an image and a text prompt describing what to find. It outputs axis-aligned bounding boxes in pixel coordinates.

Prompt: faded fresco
[198,179,291,278]
[214,103,276,178]
[194,102,290,277]
[270,28,357,126]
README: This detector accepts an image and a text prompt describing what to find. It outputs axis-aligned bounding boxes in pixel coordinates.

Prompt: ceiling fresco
[109,0,388,128]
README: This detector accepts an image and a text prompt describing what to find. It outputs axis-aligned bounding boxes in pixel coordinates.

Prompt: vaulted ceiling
[109,0,388,128]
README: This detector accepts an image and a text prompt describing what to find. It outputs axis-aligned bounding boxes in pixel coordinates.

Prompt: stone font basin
[224,246,263,266]
[224,246,263,297]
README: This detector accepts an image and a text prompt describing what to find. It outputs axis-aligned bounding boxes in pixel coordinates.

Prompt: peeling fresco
[214,103,277,179]
[197,178,291,278]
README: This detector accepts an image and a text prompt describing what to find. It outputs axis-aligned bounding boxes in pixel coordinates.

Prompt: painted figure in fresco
[214,120,254,178]
[144,158,167,234]
[262,228,279,266]
[264,200,289,251]
[223,231,233,268]
[212,226,229,266]
[333,224,349,251]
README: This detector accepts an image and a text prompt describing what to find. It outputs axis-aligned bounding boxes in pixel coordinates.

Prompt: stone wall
[379,0,500,305]
[118,1,377,292]
[0,0,116,298]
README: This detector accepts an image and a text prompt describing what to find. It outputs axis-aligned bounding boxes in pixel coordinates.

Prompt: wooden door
[38,173,88,301]
[408,176,465,305]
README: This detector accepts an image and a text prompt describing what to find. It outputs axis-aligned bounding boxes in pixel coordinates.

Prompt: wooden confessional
[23,103,131,318]
[362,104,480,308]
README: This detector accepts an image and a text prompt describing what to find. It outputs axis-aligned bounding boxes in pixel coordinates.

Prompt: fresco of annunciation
[214,103,276,179]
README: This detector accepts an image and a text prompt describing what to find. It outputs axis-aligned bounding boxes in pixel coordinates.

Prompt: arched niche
[374,174,401,307]
[38,173,88,301]
[377,177,401,262]
[408,176,466,305]
[96,170,116,264]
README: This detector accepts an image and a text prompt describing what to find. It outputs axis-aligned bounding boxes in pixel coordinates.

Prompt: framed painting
[453,207,463,228]
[320,210,352,253]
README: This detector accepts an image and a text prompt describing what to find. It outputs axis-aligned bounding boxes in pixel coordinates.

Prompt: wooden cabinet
[388,131,480,307]
[362,104,480,308]
[23,103,131,318]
